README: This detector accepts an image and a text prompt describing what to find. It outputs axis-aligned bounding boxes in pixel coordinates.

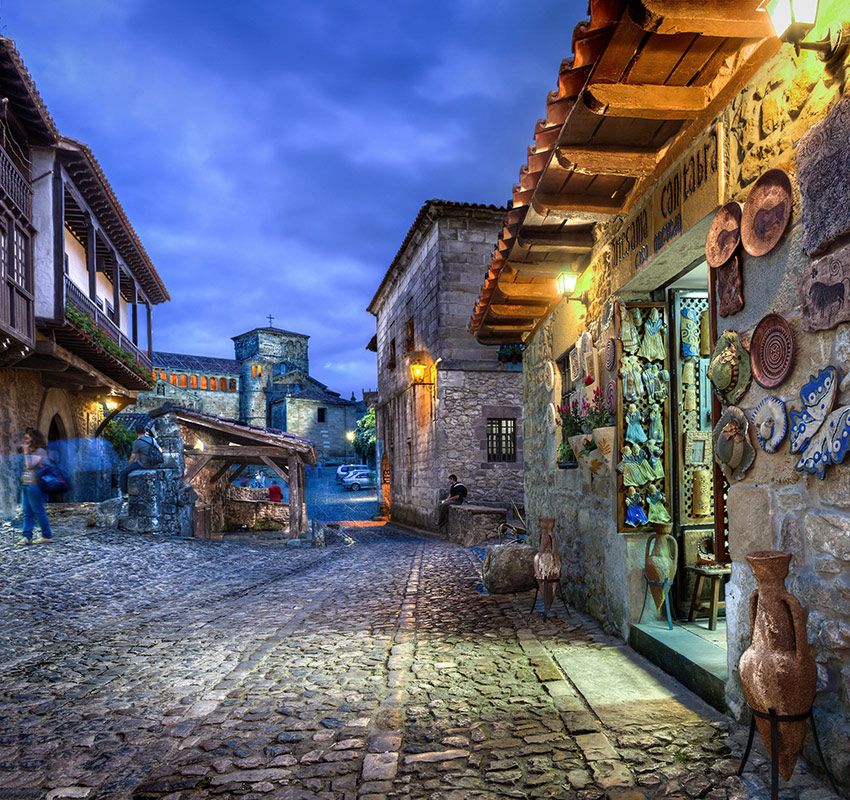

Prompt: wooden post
[131,281,139,345]
[145,300,153,358]
[111,250,121,327]
[86,215,97,301]
[52,165,65,320]
[288,456,300,537]
[299,461,308,533]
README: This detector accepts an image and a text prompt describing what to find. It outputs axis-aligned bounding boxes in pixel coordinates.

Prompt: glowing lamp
[410,362,428,384]
[193,439,205,451]
[556,271,578,297]
[765,0,847,62]
[345,431,356,443]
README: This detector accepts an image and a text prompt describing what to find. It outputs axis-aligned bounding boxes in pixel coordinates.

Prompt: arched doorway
[46,413,68,502]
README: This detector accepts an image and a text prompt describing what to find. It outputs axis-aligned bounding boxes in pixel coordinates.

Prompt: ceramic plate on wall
[706,202,742,268]
[741,168,793,257]
[750,314,794,389]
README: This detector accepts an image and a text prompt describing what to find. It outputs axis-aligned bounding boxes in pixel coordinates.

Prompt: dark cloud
[7,0,584,396]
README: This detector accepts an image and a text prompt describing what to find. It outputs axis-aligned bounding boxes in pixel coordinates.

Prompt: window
[180,374,188,388]
[105,300,114,319]
[158,371,167,381]
[404,317,415,354]
[170,374,178,386]
[229,378,237,391]
[63,252,69,275]
[210,377,218,391]
[251,364,257,378]
[487,418,516,463]
[386,339,396,370]
[11,227,26,287]
[0,225,6,280]
[200,376,208,390]
[317,407,327,423]
[189,375,198,389]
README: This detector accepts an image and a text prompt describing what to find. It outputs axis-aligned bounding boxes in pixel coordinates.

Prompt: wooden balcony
[0,142,32,220]
[58,276,152,391]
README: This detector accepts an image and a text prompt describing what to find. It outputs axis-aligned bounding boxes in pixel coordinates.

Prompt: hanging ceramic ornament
[751,396,788,453]
[741,168,793,257]
[708,330,752,405]
[691,469,712,517]
[700,311,712,357]
[545,402,558,431]
[605,379,617,416]
[605,338,617,372]
[681,360,696,385]
[681,306,701,358]
[638,308,666,362]
[750,313,794,390]
[543,360,556,392]
[716,255,745,317]
[713,406,756,482]
[706,201,743,267]
[789,366,850,479]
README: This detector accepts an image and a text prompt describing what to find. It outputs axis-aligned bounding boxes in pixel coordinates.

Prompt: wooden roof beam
[517,226,595,251]
[495,281,558,303]
[586,83,709,119]
[534,192,625,216]
[556,144,662,177]
[487,303,551,319]
[629,0,774,38]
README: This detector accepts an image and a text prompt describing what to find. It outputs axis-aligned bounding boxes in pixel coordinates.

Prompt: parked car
[336,464,368,483]
[342,470,377,491]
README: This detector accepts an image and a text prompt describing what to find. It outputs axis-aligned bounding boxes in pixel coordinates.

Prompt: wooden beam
[586,83,710,120]
[629,0,774,38]
[487,303,550,319]
[534,192,625,216]
[556,145,661,177]
[210,461,237,485]
[517,226,595,251]
[186,445,298,459]
[184,455,212,483]
[261,455,291,485]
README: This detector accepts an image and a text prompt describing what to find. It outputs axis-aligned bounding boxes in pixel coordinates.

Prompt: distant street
[305,470,378,524]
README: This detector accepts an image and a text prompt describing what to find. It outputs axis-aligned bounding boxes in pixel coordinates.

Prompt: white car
[342,470,377,491]
[336,464,368,483]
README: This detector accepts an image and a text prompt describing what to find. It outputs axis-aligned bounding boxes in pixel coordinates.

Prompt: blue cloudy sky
[7,1,583,396]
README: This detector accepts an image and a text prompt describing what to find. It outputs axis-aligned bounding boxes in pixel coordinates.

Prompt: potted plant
[582,385,617,470]
[556,440,578,469]
[558,399,583,470]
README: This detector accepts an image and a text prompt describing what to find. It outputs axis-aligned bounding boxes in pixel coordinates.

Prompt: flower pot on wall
[738,551,817,782]
[567,435,586,473]
[592,425,616,470]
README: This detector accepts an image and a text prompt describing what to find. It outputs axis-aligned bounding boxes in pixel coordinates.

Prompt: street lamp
[410,362,429,385]
[556,270,590,308]
[765,0,848,63]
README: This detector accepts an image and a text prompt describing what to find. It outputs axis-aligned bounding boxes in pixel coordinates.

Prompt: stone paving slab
[0,519,841,799]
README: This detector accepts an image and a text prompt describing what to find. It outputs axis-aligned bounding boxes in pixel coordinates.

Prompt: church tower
[232,324,310,427]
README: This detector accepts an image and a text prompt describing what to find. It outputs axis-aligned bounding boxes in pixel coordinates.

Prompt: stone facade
[369,201,524,531]
[517,31,850,786]
[136,328,364,463]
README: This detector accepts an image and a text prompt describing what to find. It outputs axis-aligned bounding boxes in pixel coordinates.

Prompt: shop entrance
[630,260,730,711]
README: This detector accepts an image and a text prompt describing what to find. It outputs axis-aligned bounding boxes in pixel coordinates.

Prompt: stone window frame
[477,405,522,469]
[486,417,517,463]
[317,407,327,424]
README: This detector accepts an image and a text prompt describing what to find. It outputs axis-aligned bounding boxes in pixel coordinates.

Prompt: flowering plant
[557,398,583,437]
[579,386,614,432]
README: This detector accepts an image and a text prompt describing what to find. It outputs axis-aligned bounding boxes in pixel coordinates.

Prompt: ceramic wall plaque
[751,396,788,453]
[543,360,556,392]
[605,338,617,371]
[681,306,701,358]
[741,168,792,257]
[797,94,850,256]
[749,314,794,389]
[789,366,850,479]
[605,379,617,416]
[798,241,850,332]
[684,430,713,467]
[708,330,751,405]
[716,255,744,317]
[712,405,755,482]
[706,201,742,268]
[569,348,581,381]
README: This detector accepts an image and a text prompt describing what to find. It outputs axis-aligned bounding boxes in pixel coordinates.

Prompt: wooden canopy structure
[470,0,780,343]
[148,405,317,535]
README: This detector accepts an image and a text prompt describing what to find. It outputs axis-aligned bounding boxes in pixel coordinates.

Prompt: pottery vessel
[592,425,617,469]
[644,523,678,609]
[738,551,817,782]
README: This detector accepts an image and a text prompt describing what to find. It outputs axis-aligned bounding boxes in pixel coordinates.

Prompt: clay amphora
[534,517,561,611]
[738,551,816,781]
[644,523,678,609]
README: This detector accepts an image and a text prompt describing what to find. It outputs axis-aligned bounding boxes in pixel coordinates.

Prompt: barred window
[404,317,414,354]
[487,418,516,463]
[11,226,26,287]
[0,224,6,280]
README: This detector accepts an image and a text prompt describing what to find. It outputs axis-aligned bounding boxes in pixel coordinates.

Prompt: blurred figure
[19,429,53,544]
[268,482,283,503]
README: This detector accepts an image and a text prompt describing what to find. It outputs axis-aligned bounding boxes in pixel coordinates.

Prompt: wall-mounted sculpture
[619,303,640,354]
[638,307,666,362]
[789,366,850,479]
[681,306,702,358]
[716,255,745,317]
[750,314,794,389]
[713,405,755,482]
[741,168,793,257]
[798,242,850,332]
[751,396,788,454]
[605,338,617,371]
[708,330,752,405]
[706,201,742,267]
[624,487,649,528]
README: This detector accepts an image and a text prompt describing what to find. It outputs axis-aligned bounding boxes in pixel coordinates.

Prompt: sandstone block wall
[283,398,361,464]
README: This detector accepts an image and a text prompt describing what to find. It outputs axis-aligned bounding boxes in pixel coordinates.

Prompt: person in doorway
[19,429,53,544]
[268,482,283,503]
[438,473,467,528]
[119,426,162,495]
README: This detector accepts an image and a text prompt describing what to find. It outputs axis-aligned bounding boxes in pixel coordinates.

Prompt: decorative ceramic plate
[751,396,788,453]
[750,314,794,389]
[716,255,744,318]
[605,338,617,372]
[712,405,755,482]
[545,402,557,431]
[706,202,742,268]
[708,330,752,405]
[543,360,556,392]
[741,168,793,257]
[605,379,617,416]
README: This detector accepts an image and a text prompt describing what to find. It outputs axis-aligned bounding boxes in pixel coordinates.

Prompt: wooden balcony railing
[64,276,151,371]
[0,144,32,220]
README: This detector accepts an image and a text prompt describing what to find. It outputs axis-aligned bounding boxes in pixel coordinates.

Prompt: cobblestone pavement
[304,472,377,524]
[0,521,839,800]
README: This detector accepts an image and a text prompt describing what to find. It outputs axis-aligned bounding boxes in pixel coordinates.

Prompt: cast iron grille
[487,418,516,463]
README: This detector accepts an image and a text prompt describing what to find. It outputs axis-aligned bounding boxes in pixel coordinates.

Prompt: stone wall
[372,204,525,531]
[136,380,241,420]
[283,398,361,464]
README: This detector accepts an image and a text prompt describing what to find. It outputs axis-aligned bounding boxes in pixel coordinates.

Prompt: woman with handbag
[19,429,53,544]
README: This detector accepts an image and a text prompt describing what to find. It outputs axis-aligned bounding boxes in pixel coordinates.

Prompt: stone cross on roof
[267,313,274,327]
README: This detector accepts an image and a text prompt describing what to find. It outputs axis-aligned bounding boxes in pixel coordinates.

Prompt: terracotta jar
[738,551,817,781]
[644,523,678,609]
[534,517,561,612]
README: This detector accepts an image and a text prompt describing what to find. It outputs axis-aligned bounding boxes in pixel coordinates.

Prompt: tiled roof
[153,351,240,373]
[0,37,59,143]
[367,199,506,315]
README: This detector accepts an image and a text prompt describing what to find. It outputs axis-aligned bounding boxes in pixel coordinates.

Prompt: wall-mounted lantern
[766,0,848,63]
[410,362,431,385]
[556,271,590,308]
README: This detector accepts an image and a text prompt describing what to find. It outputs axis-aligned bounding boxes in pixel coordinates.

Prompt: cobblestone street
[0,523,838,800]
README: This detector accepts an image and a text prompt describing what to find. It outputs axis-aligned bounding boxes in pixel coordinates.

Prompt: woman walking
[19,429,53,544]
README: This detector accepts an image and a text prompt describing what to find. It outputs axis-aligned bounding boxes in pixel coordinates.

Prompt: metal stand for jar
[530,579,568,616]
[737,704,839,800]
[638,577,674,630]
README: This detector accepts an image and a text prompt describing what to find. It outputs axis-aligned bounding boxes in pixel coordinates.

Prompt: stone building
[0,38,168,512]
[368,200,523,531]
[469,1,850,787]
[136,325,364,463]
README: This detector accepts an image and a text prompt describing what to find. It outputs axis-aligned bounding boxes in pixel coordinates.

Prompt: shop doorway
[46,413,69,502]
[630,260,730,711]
